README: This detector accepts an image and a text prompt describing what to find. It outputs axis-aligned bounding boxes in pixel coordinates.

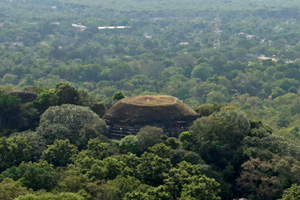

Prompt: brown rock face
[9,91,38,103]
[102,95,197,125]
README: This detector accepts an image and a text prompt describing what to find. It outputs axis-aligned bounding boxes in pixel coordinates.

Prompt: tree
[37,124,72,145]
[136,126,164,153]
[236,158,282,200]
[98,176,141,200]
[137,152,171,186]
[42,139,78,167]
[209,55,227,74]
[113,91,125,100]
[189,109,250,168]
[88,157,127,180]
[54,83,79,105]
[164,161,221,200]
[109,63,134,81]
[86,138,112,159]
[56,166,90,194]
[191,62,214,81]
[206,91,228,104]
[148,143,174,159]
[0,178,29,200]
[179,131,196,151]
[0,137,32,172]
[193,103,222,118]
[37,104,107,148]
[119,135,138,153]
[171,149,202,165]
[0,91,21,113]
[15,192,84,200]
[0,91,21,131]
[180,176,221,200]
[114,153,141,175]
[11,131,47,162]
[280,184,300,200]
[33,89,57,113]
[0,161,58,191]
[124,185,171,200]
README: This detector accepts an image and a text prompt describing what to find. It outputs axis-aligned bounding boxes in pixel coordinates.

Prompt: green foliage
[56,166,90,194]
[148,143,174,159]
[88,157,127,180]
[164,137,180,149]
[0,178,29,200]
[189,109,250,167]
[0,91,22,132]
[236,157,282,200]
[114,153,141,173]
[137,152,172,186]
[179,131,196,151]
[119,135,138,153]
[33,89,57,113]
[191,62,214,81]
[0,161,58,191]
[113,91,125,100]
[42,139,78,167]
[86,138,112,159]
[98,176,141,200]
[0,137,32,172]
[12,131,47,162]
[124,185,171,200]
[194,103,223,117]
[280,184,300,200]
[136,126,164,153]
[180,176,221,200]
[15,192,84,200]
[37,104,107,147]
[0,91,21,112]
[165,161,221,199]
[3,1,300,199]
[171,149,203,165]
[55,83,79,105]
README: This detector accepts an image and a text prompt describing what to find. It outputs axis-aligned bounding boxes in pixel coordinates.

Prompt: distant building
[258,55,277,62]
[144,33,152,39]
[246,34,255,39]
[152,18,164,20]
[11,42,23,46]
[238,32,259,40]
[0,42,23,46]
[98,26,131,30]
[285,60,294,64]
[72,23,87,31]
[179,42,189,45]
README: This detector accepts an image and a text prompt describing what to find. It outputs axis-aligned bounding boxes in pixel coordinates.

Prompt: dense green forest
[2,0,300,199]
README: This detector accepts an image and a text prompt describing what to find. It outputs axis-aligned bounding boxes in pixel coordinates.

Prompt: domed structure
[102,95,198,138]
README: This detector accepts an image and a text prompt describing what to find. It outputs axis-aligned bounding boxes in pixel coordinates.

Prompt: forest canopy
[1,0,300,199]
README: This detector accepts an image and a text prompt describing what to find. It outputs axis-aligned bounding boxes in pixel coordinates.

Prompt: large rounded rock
[102,95,197,125]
